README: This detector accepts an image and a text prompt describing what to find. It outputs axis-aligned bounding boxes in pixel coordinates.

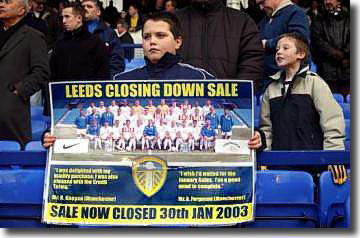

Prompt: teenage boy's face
[275,37,304,68]
[142,19,182,64]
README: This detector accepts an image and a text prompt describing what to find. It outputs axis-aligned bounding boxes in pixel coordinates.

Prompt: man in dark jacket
[311,0,350,95]
[257,0,310,81]
[44,2,109,116]
[175,0,263,89]
[82,0,125,78]
[0,0,50,149]
[50,2,109,81]
[115,19,134,63]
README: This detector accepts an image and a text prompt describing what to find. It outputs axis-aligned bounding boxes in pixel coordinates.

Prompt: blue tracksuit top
[205,113,219,129]
[87,125,99,136]
[144,125,158,137]
[86,114,100,125]
[201,126,216,137]
[220,114,234,132]
[75,115,87,129]
[101,112,114,126]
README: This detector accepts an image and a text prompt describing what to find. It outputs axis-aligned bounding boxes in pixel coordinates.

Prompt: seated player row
[82,118,228,152]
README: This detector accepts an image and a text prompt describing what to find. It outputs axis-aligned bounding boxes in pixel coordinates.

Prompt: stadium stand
[31,120,48,141]
[340,103,350,119]
[319,170,350,228]
[242,170,319,228]
[333,93,345,104]
[0,141,21,151]
[345,195,350,228]
[25,141,46,152]
[346,94,350,103]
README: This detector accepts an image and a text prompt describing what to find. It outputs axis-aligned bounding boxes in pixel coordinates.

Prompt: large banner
[43,80,255,226]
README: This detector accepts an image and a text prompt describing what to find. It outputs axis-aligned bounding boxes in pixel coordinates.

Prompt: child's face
[275,37,304,69]
[142,20,182,64]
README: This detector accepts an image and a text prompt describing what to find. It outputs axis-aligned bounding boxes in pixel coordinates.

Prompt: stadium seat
[0,141,21,151]
[345,141,350,151]
[242,170,319,228]
[254,105,261,121]
[124,58,145,72]
[345,119,350,141]
[25,141,46,151]
[258,94,263,105]
[346,94,350,103]
[344,195,350,228]
[31,120,48,141]
[319,170,350,227]
[254,119,259,128]
[30,106,43,121]
[0,169,46,227]
[333,93,344,104]
[340,103,350,119]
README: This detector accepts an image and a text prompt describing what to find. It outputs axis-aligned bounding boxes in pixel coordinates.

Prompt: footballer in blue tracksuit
[101,108,114,127]
[205,107,219,131]
[200,120,216,151]
[75,110,87,138]
[220,108,234,139]
[142,120,158,150]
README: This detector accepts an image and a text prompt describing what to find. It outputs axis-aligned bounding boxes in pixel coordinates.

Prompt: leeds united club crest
[132,156,167,197]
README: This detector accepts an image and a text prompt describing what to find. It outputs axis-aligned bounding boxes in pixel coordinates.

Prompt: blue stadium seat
[258,94,263,106]
[346,94,350,103]
[319,170,350,227]
[345,119,350,141]
[344,195,350,228]
[254,119,259,128]
[242,171,319,228]
[124,58,145,72]
[254,105,261,121]
[31,120,48,140]
[340,103,350,119]
[0,168,46,227]
[345,141,350,151]
[0,141,21,151]
[25,141,46,151]
[333,93,344,104]
[30,106,43,120]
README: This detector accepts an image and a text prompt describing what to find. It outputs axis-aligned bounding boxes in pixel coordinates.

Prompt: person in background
[82,0,125,78]
[164,0,177,13]
[126,3,143,32]
[256,0,310,91]
[311,0,349,95]
[0,0,49,150]
[175,0,263,90]
[114,18,134,62]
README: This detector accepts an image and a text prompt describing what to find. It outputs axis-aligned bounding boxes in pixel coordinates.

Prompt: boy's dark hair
[278,32,309,61]
[142,11,184,39]
[116,18,129,30]
[63,2,85,21]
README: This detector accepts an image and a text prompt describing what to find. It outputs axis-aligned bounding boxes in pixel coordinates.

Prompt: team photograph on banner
[43,80,255,226]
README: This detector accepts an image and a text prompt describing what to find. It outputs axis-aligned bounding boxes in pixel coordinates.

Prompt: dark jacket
[175,0,263,88]
[259,65,345,151]
[116,31,134,62]
[50,25,109,81]
[0,23,50,149]
[88,20,125,78]
[257,1,310,77]
[114,52,215,80]
[311,7,350,82]
[45,25,109,116]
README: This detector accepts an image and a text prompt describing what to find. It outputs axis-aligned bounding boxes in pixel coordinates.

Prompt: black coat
[0,24,50,148]
[50,25,109,81]
[311,8,350,82]
[117,31,134,62]
[175,1,264,89]
[44,25,109,116]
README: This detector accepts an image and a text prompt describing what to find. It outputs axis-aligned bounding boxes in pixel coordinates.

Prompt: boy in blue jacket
[114,11,214,80]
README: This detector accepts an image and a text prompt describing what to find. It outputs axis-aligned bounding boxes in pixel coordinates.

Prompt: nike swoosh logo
[63,143,81,149]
